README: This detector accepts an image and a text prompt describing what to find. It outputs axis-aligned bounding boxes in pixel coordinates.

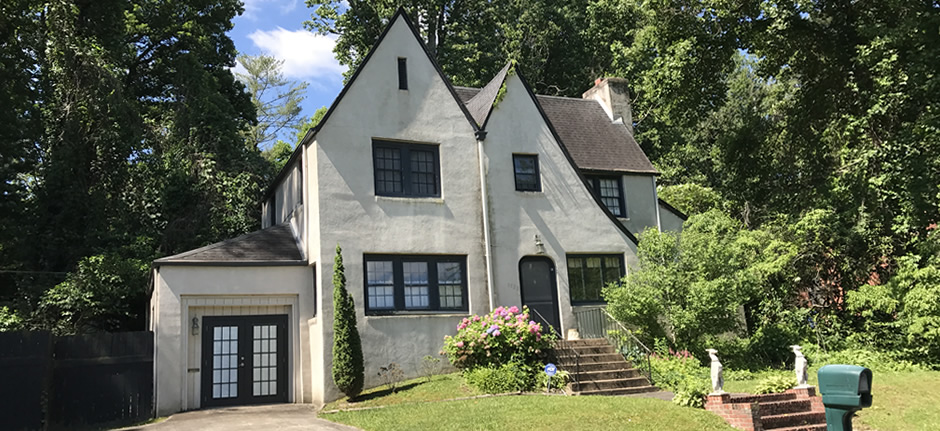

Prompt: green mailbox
[817,364,873,431]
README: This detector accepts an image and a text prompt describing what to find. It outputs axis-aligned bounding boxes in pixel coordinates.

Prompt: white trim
[652,176,662,232]
[477,138,495,310]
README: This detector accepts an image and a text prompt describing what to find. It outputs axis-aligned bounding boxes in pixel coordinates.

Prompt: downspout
[652,176,662,232]
[476,131,495,309]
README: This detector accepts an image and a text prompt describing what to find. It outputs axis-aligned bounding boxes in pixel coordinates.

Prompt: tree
[236,54,309,151]
[331,244,364,398]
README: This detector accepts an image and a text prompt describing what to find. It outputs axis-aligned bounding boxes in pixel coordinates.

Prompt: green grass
[724,367,940,431]
[321,373,479,411]
[323,395,734,431]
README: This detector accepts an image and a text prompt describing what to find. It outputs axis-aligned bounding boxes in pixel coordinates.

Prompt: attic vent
[398,58,408,90]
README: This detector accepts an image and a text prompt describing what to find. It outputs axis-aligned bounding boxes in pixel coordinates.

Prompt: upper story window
[586,175,626,217]
[398,58,408,90]
[364,254,468,314]
[513,154,541,192]
[567,254,624,304]
[373,140,440,197]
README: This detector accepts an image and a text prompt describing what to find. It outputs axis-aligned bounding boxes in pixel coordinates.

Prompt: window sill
[514,190,543,195]
[375,195,445,205]
[365,311,469,319]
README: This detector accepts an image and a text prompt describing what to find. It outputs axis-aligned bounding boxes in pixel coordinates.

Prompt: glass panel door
[211,325,239,399]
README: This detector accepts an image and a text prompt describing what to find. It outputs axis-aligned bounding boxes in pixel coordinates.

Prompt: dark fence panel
[0,331,53,431]
[0,331,153,431]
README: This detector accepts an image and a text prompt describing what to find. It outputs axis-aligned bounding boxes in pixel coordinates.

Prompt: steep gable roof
[262,7,478,202]
[154,224,304,266]
[455,86,657,175]
[464,63,511,128]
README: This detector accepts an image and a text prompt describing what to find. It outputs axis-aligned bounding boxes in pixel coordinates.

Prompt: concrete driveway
[120,404,361,431]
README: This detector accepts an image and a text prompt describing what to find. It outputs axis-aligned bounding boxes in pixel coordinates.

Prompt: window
[586,175,626,217]
[372,140,440,197]
[567,254,624,304]
[398,58,408,90]
[513,154,540,192]
[364,255,468,314]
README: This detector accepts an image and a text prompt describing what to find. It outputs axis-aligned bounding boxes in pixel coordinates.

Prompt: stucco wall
[151,265,313,415]
[659,201,685,232]
[619,174,659,235]
[307,17,484,403]
[481,74,639,335]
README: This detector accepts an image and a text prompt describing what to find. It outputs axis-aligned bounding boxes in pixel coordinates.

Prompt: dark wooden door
[519,256,561,333]
[201,315,288,407]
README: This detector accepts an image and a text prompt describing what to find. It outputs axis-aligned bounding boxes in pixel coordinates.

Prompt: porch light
[192,316,199,336]
[534,234,546,254]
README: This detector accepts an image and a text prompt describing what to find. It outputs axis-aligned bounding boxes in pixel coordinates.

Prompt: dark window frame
[372,140,441,198]
[398,58,408,90]
[586,175,626,217]
[512,154,541,192]
[566,253,625,305]
[363,254,469,315]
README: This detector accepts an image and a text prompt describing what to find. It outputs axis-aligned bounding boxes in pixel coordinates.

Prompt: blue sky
[230,0,347,142]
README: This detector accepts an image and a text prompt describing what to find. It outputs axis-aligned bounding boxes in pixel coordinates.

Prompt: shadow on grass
[347,381,425,403]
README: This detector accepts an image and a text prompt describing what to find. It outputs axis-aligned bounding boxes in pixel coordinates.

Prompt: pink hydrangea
[456,341,464,348]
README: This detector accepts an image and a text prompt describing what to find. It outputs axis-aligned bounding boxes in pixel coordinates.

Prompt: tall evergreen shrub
[331,244,364,398]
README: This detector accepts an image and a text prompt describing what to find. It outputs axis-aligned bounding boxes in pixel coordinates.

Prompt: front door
[519,256,561,334]
[201,315,288,407]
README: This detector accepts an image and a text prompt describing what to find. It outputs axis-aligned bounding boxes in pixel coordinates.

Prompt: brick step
[763,425,826,431]
[572,368,642,381]
[761,412,827,430]
[554,353,624,364]
[730,392,797,404]
[574,385,659,396]
[558,361,628,372]
[758,399,812,416]
[571,376,651,391]
[555,338,608,347]
[553,345,617,355]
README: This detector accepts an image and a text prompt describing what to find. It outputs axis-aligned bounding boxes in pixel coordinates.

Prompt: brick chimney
[582,77,634,136]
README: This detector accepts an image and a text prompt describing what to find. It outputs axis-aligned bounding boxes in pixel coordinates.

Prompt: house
[148,9,686,415]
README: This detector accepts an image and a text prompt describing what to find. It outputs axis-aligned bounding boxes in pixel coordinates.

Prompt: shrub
[420,355,441,382]
[377,363,404,392]
[647,339,710,408]
[801,344,929,373]
[754,374,794,394]
[673,379,708,408]
[442,306,553,370]
[331,244,364,398]
[463,362,533,394]
[536,368,570,392]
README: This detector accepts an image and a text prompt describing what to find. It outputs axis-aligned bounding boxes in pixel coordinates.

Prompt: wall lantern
[191,316,200,336]
[534,234,546,255]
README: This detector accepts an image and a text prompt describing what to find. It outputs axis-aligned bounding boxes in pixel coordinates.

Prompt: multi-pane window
[567,254,624,304]
[586,175,626,217]
[364,255,468,314]
[513,154,540,192]
[373,140,440,197]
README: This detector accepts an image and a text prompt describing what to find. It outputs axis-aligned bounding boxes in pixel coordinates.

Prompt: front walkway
[120,404,360,431]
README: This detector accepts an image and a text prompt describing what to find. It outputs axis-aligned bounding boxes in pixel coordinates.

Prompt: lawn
[323,395,733,431]
[724,367,940,431]
[322,373,479,412]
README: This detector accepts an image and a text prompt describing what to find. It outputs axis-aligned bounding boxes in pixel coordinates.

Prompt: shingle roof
[454,86,658,174]
[464,63,511,127]
[154,224,305,265]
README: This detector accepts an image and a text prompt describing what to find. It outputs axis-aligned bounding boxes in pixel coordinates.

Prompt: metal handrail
[572,307,657,386]
[530,308,580,392]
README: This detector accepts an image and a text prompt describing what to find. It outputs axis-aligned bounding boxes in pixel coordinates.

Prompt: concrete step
[554,352,624,364]
[575,385,660,396]
[764,425,826,431]
[758,399,812,416]
[572,368,642,381]
[558,361,628,373]
[730,392,797,404]
[761,412,827,430]
[554,345,617,355]
[555,338,608,348]
[572,376,652,391]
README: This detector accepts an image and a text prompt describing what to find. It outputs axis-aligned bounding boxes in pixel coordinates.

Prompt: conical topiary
[331,244,364,398]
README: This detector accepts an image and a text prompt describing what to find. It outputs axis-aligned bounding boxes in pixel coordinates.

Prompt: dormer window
[398,58,408,90]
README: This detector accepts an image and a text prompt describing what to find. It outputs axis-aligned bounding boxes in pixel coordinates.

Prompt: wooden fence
[0,331,154,430]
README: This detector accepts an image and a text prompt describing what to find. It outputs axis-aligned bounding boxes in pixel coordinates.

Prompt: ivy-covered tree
[331,244,364,398]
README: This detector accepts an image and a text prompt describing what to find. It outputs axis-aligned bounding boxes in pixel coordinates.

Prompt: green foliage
[463,362,533,394]
[37,254,148,334]
[672,379,708,408]
[294,106,329,144]
[332,245,365,398]
[236,54,309,151]
[754,375,794,394]
[0,307,23,332]
[657,184,725,217]
[801,345,928,373]
[420,355,441,382]
[442,306,553,371]
[536,368,570,392]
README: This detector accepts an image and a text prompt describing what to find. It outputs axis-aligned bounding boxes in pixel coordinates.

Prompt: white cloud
[241,0,299,20]
[246,27,345,81]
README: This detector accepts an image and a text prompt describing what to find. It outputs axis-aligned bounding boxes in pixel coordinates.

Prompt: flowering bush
[442,306,553,370]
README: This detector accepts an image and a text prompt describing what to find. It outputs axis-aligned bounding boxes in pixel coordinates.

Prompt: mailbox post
[817,365,873,431]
